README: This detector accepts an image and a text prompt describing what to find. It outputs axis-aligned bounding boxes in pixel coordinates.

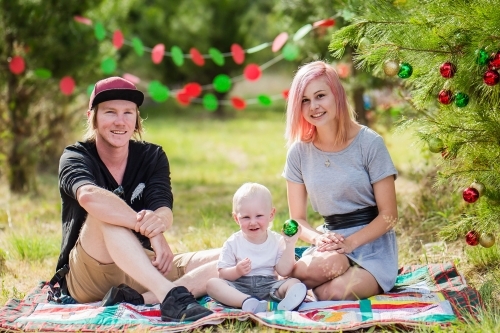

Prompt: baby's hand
[282,225,302,245]
[236,257,252,276]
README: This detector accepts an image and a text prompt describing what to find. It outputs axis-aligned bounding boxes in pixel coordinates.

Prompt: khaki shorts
[66,241,196,303]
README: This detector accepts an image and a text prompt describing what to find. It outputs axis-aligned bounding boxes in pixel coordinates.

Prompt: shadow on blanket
[0,262,482,332]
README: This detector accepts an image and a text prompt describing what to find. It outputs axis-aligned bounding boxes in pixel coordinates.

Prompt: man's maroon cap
[88,76,144,110]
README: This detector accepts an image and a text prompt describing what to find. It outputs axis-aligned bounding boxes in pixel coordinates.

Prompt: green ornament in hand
[282,219,299,236]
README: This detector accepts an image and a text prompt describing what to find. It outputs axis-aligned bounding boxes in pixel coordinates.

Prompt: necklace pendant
[325,159,330,167]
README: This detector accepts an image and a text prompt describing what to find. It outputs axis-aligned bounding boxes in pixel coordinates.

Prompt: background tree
[329,0,500,248]
[0,0,132,192]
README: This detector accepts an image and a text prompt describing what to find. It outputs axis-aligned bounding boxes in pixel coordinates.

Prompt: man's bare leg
[175,248,220,298]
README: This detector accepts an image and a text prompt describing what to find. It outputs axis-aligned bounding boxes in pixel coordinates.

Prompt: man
[56,76,219,322]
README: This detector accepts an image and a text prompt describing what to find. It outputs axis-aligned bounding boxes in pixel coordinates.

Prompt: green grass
[0,103,499,332]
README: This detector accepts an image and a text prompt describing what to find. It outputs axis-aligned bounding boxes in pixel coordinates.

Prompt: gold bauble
[383,59,400,76]
[479,233,495,248]
[470,181,486,196]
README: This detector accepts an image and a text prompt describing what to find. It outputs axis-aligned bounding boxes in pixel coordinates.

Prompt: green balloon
[101,57,116,74]
[171,46,184,66]
[213,74,232,93]
[203,94,218,111]
[132,37,144,56]
[148,81,169,102]
[87,84,95,96]
[282,44,299,61]
[257,95,272,106]
[94,22,106,41]
[247,43,270,54]
[293,24,312,41]
[34,68,52,79]
[209,48,225,66]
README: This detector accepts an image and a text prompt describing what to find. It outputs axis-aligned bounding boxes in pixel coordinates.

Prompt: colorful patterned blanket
[0,262,481,332]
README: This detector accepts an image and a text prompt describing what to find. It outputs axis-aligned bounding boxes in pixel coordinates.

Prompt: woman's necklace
[324,158,330,167]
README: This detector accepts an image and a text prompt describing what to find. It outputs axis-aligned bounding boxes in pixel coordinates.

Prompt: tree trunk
[352,86,367,126]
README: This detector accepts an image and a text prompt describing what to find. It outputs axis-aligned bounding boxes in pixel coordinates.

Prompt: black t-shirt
[56,140,173,271]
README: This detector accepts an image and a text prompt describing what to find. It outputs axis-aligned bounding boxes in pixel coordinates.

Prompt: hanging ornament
[202,94,218,111]
[34,68,52,79]
[358,37,371,51]
[293,24,313,42]
[483,70,500,86]
[101,57,116,74]
[428,137,444,153]
[438,89,453,104]
[243,64,262,81]
[398,63,413,78]
[272,32,289,52]
[151,44,165,64]
[439,62,456,79]
[171,46,184,67]
[231,97,246,110]
[454,92,469,107]
[189,48,205,66]
[383,60,399,76]
[213,74,232,93]
[209,48,224,66]
[470,181,486,196]
[59,76,75,96]
[9,56,25,74]
[122,73,140,84]
[313,18,335,28]
[247,42,270,54]
[257,95,272,106]
[282,90,289,99]
[73,15,92,25]
[148,81,169,102]
[176,90,191,106]
[87,84,94,97]
[336,63,350,78]
[475,48,490,66]
[463,187,479,203]
[112,30,124,49]
[184,82,202,97]
[132,37,144,56]
[479,233,495,248]
[231,44,245,64]
[94,22,106,41]
[282,43,299,61]
[489,51,500,69]
[465,230,480,246]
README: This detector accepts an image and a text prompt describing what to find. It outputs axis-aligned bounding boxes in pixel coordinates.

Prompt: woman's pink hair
[285,61,356,147]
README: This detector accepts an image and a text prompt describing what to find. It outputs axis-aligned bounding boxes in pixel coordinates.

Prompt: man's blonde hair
[232,182,273,214]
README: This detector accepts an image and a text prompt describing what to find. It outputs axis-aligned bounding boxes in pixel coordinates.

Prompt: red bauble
[463,187,479,203]
[438,89,453,104]
[483,70,500,86]
[439,62,456,78]
[489,51,500,69]
[465,230,480,246]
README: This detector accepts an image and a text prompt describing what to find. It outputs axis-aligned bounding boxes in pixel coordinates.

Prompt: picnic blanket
[0,262,482,332]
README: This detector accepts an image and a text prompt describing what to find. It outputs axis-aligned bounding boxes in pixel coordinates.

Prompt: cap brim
[91,89,144,108]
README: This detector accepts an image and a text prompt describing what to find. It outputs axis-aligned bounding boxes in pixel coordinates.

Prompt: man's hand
[149,234,174,276]
[236,257,252,276]
[135,210,167,238]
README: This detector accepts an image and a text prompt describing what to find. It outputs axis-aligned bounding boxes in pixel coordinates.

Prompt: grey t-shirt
[282,126,397,216]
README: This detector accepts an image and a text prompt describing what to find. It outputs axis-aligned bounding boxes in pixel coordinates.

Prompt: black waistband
[323,206,378,230]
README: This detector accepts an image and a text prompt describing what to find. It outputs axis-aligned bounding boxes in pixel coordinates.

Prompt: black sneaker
[161,286,213,322]
[100,284,145,307]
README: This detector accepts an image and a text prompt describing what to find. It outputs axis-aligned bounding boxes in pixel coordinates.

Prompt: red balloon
[313,18,335,28]
[465,230,480,246]
[438,89,453,104]
[151,44,165,64]
[483,70,500,86]
[489,51,500,69]
[243,64,261,81]
[463,187,479,203]
[272,32,288,52]
[73,15,92,25]
[231,97,246,110]
[176,90,191,106]
[231,44,245,65]
[282,89,289,100]
[59,76,75,95]
[184,82,202,97]
[112,30,124,49]
[122,73,141,84]
[9,56,25,75]
[439,62,456,78]
[189,48,205,66]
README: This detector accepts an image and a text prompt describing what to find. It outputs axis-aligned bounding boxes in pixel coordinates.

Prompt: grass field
[0,102,499,332]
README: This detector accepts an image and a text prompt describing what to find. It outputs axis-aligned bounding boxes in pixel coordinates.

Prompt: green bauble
[282,219,299,236]
[398,62,413,78]
[454,92,469,107]
[383,59,400,76]
[475,48,490,66]
[428,138,444,153]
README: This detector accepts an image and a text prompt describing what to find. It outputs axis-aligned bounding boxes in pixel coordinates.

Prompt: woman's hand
[315,231,345,252]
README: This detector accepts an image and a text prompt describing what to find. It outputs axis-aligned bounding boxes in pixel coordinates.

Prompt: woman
[282,61,398,301]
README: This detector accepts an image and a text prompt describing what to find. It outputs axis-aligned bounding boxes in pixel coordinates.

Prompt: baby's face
[234,195,274,240]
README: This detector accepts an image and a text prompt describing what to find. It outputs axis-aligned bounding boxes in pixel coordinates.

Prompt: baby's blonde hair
[232,183,273,214]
